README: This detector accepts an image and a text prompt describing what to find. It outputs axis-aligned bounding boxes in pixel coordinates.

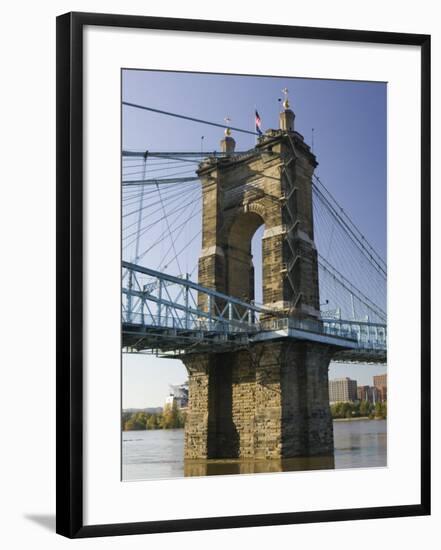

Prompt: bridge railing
[122,261,270,333]
[260,317,356,340]
[322,319,387,350]
[122,262,387,351]
[122,310,253,333]
[259,317,386,349]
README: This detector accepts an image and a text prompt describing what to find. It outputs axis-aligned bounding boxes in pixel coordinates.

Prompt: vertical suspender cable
[134,152,148,263]
[127,152,148,322]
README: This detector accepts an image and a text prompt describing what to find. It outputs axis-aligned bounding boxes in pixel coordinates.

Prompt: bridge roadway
[122,263,387,364]
[122,319,386,363]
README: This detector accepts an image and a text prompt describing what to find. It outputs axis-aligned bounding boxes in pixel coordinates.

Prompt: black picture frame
[56,11,431,538]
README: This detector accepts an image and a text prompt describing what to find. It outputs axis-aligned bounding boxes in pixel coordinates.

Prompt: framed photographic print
[56,11,431,538]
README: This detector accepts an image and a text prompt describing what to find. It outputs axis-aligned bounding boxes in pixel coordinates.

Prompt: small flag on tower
[255,109,262,135]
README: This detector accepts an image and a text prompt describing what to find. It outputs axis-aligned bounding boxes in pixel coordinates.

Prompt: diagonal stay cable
[159,229,202,272]
[123,163,196,177]
[123,189,200,249]
[123,167,197,182]
[122,180,198,209]
[124,187,200,248]
[122,101,259,136]
[123,186,200,238]
[154,195,201,270]
[318,254,386,321]
[122,176,199,187]
[123,182,198,218]
[314,194,386,307]
[138,204,202,264]
[155,180,183,274]
[313,176,387,273]
[133,155,148,263]
[123,185,200,238]
[313,182,386,276]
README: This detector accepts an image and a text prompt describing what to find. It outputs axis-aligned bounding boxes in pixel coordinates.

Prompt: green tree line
[122,402,186,431]
[330,401,387,420]
[122,400,386,430]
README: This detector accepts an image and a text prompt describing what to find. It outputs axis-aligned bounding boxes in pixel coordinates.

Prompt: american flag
[255,109,262,135]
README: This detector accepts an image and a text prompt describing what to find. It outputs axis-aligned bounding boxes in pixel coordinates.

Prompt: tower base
[182,341,334,460]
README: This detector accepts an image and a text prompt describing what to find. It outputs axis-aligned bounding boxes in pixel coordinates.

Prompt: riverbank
[123,418,387,429]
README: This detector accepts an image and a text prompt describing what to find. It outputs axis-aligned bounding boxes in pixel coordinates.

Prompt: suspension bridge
[121,122,386,364]
[121,95,387,460]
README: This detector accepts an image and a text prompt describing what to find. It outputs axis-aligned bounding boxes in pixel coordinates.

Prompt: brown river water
[122,419,386,481]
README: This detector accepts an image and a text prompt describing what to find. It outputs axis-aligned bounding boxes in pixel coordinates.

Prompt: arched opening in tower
[227,211,264,305]
[251,225,265,305]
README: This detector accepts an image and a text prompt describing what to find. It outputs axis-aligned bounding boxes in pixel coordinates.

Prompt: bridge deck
[122,319,386,364]
[122,262,386,364]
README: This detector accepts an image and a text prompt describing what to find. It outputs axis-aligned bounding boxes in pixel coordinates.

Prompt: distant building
[165,382,189,409]
[373,374,387,402]
[373,374,387,387]
[329,377,358,403]
[357,385,381,404]
[357,385,371,402]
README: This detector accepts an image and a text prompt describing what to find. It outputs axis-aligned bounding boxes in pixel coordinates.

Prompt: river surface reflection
[122,419,386,481]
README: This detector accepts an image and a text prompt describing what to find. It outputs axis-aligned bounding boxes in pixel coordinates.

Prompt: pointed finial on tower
[282,87,290,109]
[221,116,235,154]
[224,117,232,136]
[279,88,295,132]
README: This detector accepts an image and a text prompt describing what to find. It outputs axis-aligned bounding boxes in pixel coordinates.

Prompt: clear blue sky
[122,69,387,408]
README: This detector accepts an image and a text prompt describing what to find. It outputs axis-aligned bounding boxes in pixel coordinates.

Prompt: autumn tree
[161,401,184,429]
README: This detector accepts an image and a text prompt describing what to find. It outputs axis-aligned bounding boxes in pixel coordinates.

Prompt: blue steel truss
[122,262,386,364]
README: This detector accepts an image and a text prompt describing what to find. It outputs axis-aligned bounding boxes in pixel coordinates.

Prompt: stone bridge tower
[183,101,334,464]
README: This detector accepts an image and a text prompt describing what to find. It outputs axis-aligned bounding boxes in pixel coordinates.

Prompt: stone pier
[183,342,333,460]
[183,102,334,461]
